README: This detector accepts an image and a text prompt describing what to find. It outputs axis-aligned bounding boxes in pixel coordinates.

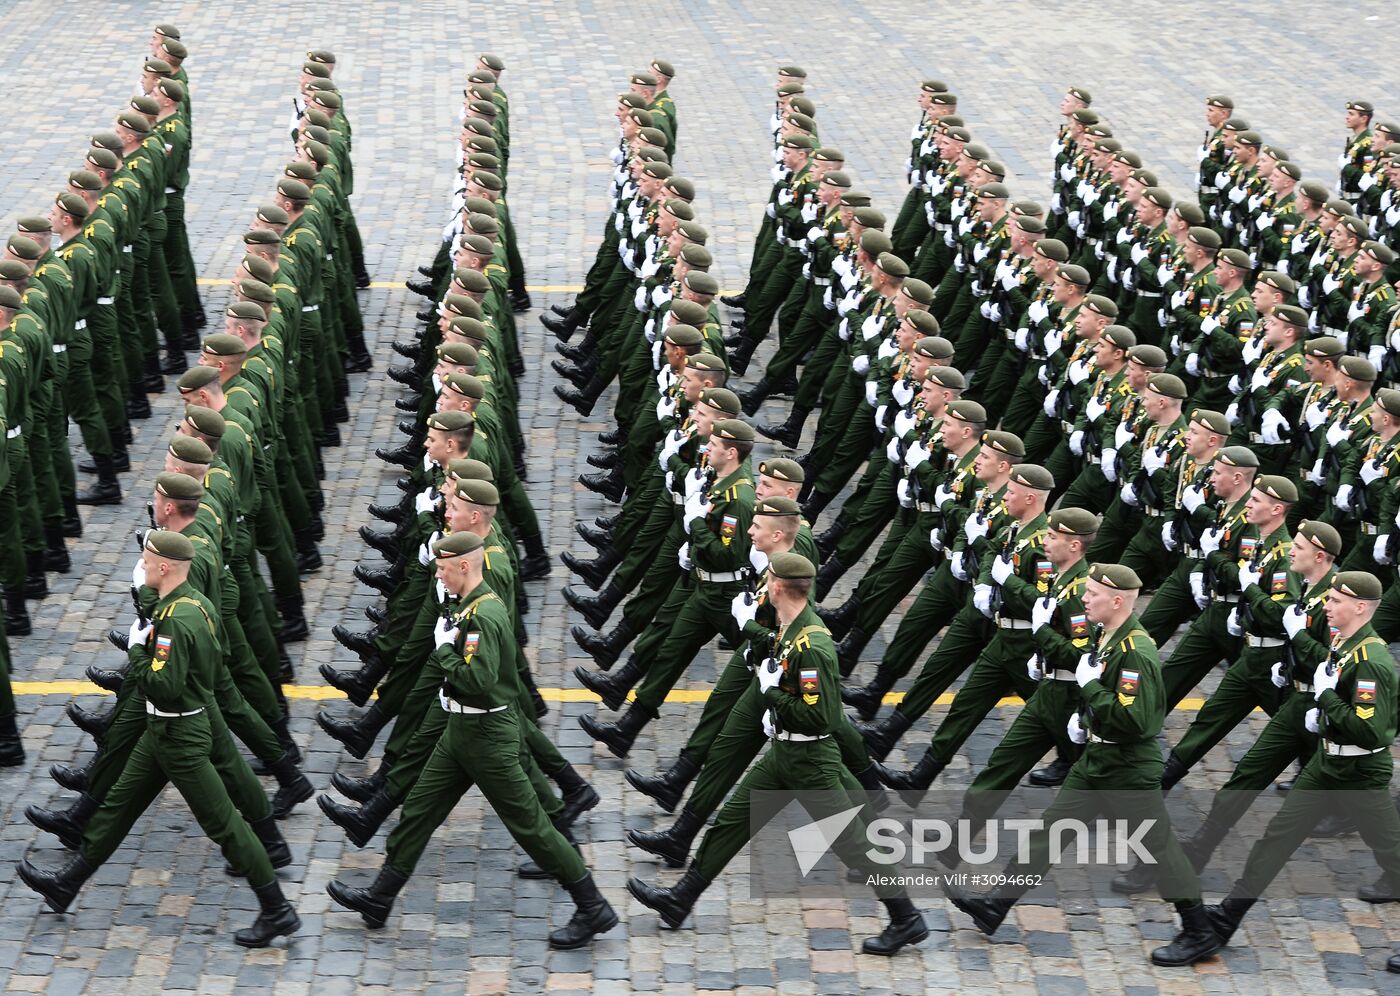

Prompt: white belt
[996,618,1033,630]
[916,502,940,513]
[1245,635,1286,648]
[5,426,20,439]
[775,731,829,742]
[96,296,114,304]
[51,344,67,354]
[302,304,320,313]
[146,703,205,718]
[1085,452,1101,465]
[1050,669,1077,681]
[1361,522,1379,536]
[165,186,177,194]
[1323,741,1387,757]
[325,253,334,261]
[1294,679,1314,693]
[122,245,133,254]
[74,319,87,330]
[1217,593,1241,604]
[439,693,508,715]
[1136,290,1163,298]
[813,276,831,286]
[1087,732,1120,745]
[1248,432,1265,445]
[694,568,745,584]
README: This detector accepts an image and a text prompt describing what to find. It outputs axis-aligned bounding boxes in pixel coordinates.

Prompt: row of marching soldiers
[308,54,620,949]
[542,68,1400,969]
[11,33,374,949]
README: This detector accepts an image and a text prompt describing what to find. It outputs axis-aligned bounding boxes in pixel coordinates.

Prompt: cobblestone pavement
[2,0,1400,992]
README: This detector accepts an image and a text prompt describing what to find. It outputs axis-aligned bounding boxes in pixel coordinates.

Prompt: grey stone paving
[2,0,1400,992]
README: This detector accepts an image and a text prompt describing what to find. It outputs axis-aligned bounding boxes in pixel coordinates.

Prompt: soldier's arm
[1241,562,1301,629]
[1318,651,1396,749]
[763,642,840,735]
[687,488,753,572]
[441,607,504,699]
[998,548,1050,617]
[1291,612,1333,669]
[1081,645,1159,741]
[1036,595,1093,671]
[136,616,194,707]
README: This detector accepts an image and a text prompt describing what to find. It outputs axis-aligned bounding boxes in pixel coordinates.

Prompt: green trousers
[865,568,967,695]
[891,188,930,263]
[81,712,275,887]
[162,190,202,321]
[962,678,1084,816]
[385,710,584,882]
[740,247,805,346]
[762,286,833,383]
[632,580,743,713]
[894,606,994,722]
[1170,646,1288,772]
[1139,560,1199,647]
[86,301,129,450]
[830,460,898,567]
[1160,604,1239,709]
[924,631,1040,762]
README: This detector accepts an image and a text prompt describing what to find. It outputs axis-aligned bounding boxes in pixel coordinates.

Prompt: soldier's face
[1346,109,1365,130]
[1206,105,1229,128]
[1245,490,1280,525]
[1209,463,1238,495]
[1082,580,1120,624]
[1044,529,1073,564]
[1288,533,1316,574]
[424,429,451,466]
[973,446,1000,481]
[1324,590,1367,629]
[1183,423,1217,459]
[1251,283,1281,313]
[748,520,781,553]
[1092,339,1121,367]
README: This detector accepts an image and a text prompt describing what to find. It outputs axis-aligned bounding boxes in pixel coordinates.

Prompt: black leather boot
[160,345,188,375]
[268,751,315,819]
[294,530,322,574]
[61,496,83,538]
[862,895,930,955]
[578,701,652,758]
[1152,901,1223,966]
[801,490,835,525]
[627,806,705,868]
[50,760,91,792]
[549,873,617,949]
[840,679,889,723]
[278,596,309,642]
[575,521,613,551]
[319,787,399,849]
[233,879,302,947]
[359,525,401,559]
[728,337,758,377]
[17,854,96,912]
[86,662,125,693]
[577,465,624,502]
[43,527,71,573]
[1160,752,1191,791]
[26,792,99,851]
[333,624,383,667]
[327,864,409,927]
[552,358,592,388]
[625,752,701,813]
[375,442,418,468]
[942,880,1014,935]
[5,589,30,636]
[756,406,811,448]
[874,749,946,791]
[369,502,406,525]
[814,555,845,602]
[316,701,390,759]
[0,711,24,766]
[572,620,636,670]
[859,709,913,761]
[406,278,435,297]
[519,533,551,581]
[1205,895,1256,945]
[585,448,618,470]
[355,564,398,596]
[738,379,771,416]
[319,661,387,709]
[75,457,122,505]
[551,764,601,829]
[331,764,388,803]
[562,580,625,630]
[1027,754,1075,787]
[626,867,710,929]
[541,309,583,342]
[24,552,48,599]
[67,701,112,741]
[836,627,869,679]
[248,814,294,869]
[562,549,622,590]
[574,657,643,712]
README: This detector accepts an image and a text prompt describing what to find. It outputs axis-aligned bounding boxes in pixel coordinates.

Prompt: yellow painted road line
[12,680,1214,711]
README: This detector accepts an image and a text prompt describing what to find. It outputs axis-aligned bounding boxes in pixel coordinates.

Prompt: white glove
[893,409,916,438]
[1304,707,1319,734]
[1161,521,1179,551]
[655,395,676,421]
[683,493,710,532]
[731,591,759,629]
[1075,652,1102,688]
[896,478,914,508]
[757,656,784,693]
[1141,445,1167,475]
[892,380,915,407]
[1067,210,1081,230]
[1238,563,1262,590]
[1226,607,1243,637]
[1270,661,1289,689]
[1031,595,1055,632]
[1185,352,1202,377]
[1251,366,1272,392]
[128,617,153,649]
[1361,459,1384,485]
[973,583,994,617]
[929,527,944,552]
[905,441,929,470]
[1313,659,1340,698]
[1027,655,1045,681]
[415,488,438,515]
[1200,526,1223,555]
[1260,411,1288,445]
[852,355,871,375]
[1043,389,1060,418]
[677,542,692,571]
[1120,481,1139,506]
[1085,397,1106,423]
[874,405,889,430]
[131,558,147,591]
[991,554,1014,585]
[1226,373,1241,394]
[933,484,954,508]
[1304,403,1328,431]
[1224,402,1240,427]
[1256,213,1275,231]
[1307,458,1326,486]
[1043,328,1062,355]
[433,615,460,649]
[1114,422,1134,449]
[1101,450,1119,482]
[683,467,707,497]
[1131,244,1148,265]
[1014,327,1030,352]
[886,437,902,464]
[762,709,776,738]
[1190,572,1209,609]
[1067,713,1088,745]
[1069,430,1085,456]
[963,513,989,543]
[1326,421,1349,448]
[1282,604,1307,639]
[418,541,433,567]
[950,552,969,580]
[1378,535,1394,565]
[1334,484,1354,511]
[864,381,878,406]
[748,546,769,572]
[1370,345,1387,371]
[1068,361,1090,386]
